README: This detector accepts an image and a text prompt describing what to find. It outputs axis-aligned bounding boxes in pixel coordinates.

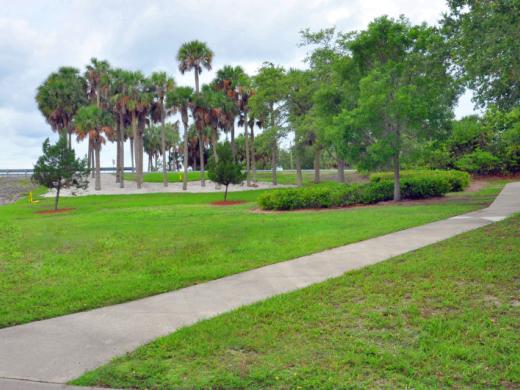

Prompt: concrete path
[1,182,519,388]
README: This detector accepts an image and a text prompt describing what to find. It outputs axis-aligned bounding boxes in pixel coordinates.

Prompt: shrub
[258,172,454,211]
[370,170,470,192]
[454,150,500,175]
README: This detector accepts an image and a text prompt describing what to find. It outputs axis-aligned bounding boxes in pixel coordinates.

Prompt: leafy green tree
[249,63,287,185]
[74,105,114,190]
[208,142,245,201]
[443,0,520,109]
[32,137,88,210]
[177,40,214,93]
[340,17,458,200]
[36,67,88,149]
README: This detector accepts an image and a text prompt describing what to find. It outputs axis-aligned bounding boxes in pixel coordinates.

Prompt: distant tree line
[35,0,519,199]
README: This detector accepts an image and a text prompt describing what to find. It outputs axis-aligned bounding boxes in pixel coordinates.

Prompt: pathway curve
[1,182,519,389]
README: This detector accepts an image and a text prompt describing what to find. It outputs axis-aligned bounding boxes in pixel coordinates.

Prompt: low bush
[258,171,456,211]
[370,170,470,192]
[454,150,501,175]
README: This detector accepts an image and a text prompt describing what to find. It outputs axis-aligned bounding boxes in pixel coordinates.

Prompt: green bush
[370,170,470,192]
[454,150,500,175]
[258,172,454,211]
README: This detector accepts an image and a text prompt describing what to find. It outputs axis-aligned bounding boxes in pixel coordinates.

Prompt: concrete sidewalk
[1,182,519,388]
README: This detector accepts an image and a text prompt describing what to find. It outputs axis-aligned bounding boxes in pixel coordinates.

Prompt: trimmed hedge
[370,170,470,192]
[259,170,468,211]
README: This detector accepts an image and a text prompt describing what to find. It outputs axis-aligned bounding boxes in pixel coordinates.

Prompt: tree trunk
[194,69,200,93]
[132,114,142,189]
[115,122,121,184]
[224,184,229,201]
[250,123,257,182]
[314,145,321,184]
[231,120,237,161]
[337,157,346,183]
[244,113,251,186]
[95,144,101,191]
[54,183,61,211]
[295,144,303,187]
[271,140,277,186]
[68,132,72,150]
[130,138,135,173]
[87,142,92,172]
[198,131,205,187]
[182,116,189,191]
[90,144,95,179]
[393,152,401,201]
[211,127,220,189]
[160,102,168,187]
[119,117,125,189]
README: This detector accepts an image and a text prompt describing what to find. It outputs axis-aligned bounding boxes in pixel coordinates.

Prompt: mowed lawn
[124,169,364,185]
[0,181,505,328]
[74,214,520,389]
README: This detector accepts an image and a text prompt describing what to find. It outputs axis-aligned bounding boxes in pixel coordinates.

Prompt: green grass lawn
[73,214,520,389]
[124,170,366,185]
[0,181,506,328]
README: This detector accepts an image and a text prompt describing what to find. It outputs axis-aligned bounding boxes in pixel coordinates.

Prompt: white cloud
[0,0,474,169]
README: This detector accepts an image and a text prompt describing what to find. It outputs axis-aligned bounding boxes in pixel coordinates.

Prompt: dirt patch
[210,200,247,206]
[35,208,75,215]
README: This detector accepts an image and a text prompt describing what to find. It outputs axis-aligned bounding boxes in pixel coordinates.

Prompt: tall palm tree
[75,105,113,190]
[177,40,214,93]
[149,72,175,186]
[167,86,193,190]
[214,65,248,159]
[85,58,111,177]
[36,67,87,149]
[126,72,150,189]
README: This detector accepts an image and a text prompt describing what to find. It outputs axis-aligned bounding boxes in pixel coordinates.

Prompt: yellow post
[28,192,33,204]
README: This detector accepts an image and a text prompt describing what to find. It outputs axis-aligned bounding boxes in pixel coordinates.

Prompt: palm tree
[36,67,87,149]
[167,86,193,190]
[149,72,175,186]
[214,65,248,159]
[177,40,214,93]
[126,71,150,189]
[85,58,111,176]
[75,105,114,190]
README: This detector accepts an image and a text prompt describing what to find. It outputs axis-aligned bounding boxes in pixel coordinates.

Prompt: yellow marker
[28,192,40,204]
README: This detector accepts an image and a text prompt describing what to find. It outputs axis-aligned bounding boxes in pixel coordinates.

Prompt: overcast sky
[0,0,477,169]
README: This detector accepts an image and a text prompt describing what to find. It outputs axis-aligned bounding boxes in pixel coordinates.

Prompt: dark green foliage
[370,170,470,192]
[207,142,246,200]
[260,170,464,210]
[32,137,89,210]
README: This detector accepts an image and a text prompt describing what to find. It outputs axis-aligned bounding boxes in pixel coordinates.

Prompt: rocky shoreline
[0,177,37,205]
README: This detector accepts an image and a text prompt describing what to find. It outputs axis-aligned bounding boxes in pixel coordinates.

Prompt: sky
[0,0,478,169]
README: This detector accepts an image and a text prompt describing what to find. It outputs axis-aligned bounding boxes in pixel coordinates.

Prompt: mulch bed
[210,200,247,206]
[35,208,75,215]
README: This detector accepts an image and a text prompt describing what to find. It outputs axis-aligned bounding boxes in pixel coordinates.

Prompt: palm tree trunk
[182,117,189,191]
[115,122,121,184]
[211,127,220,189]
[95,144,101,191]
[314,145,321,184]
[194,69,200,93]
[90,139,95,179]
[130,138,135,174]
[198,131,205,187]
[244,113,251,186]
[160,103,168,187]
[337,157,346,183]
[119,117,125,189]
[250,123,257,183]
[231,120,237,160]
[87,142,92,172]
